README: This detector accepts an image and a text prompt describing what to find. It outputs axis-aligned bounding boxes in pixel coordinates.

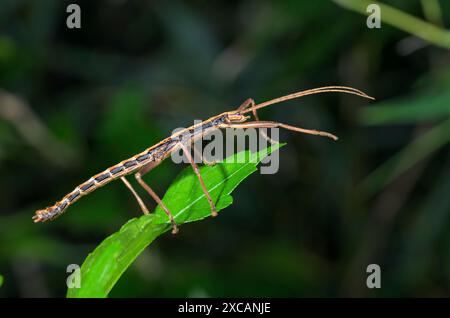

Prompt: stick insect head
[224,111,250,123]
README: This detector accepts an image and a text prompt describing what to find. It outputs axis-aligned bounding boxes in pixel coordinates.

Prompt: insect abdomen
[32,147,159,222]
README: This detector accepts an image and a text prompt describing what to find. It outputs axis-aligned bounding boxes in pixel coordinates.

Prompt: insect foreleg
[220,121,338,141]
[237,99,276,144]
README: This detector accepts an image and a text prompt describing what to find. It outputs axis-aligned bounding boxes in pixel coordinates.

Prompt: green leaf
[67,143,283,298]
[0,274,3,288]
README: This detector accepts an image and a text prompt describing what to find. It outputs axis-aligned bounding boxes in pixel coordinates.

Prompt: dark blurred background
[1,0,450,297]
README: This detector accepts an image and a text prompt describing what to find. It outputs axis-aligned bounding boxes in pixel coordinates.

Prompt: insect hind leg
[134,161,178,234]
[120,176,150,215]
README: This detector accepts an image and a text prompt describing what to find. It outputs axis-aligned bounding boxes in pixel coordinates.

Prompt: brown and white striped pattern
[33,114,228,222]
[32,140,175,222]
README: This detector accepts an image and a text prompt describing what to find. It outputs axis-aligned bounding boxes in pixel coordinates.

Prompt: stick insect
[33,86,374,234]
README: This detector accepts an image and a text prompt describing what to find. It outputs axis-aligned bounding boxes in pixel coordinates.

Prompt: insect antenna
[241,86,374,114]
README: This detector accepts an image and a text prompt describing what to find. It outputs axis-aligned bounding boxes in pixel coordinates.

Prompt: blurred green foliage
[1,0,450,297]
[335,0,450,49]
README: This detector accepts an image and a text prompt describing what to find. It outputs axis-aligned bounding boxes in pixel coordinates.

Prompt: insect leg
[120,176,150,215]
[180,143,218,217]
[237,98,255,111]
[191,142,217,166]
[135,161,179,234]
[238,98,277,144]
[220,121,338,141]
[238,98,264,122]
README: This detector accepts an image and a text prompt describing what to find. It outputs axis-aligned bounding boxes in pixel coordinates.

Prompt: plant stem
[333,0,450,50]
